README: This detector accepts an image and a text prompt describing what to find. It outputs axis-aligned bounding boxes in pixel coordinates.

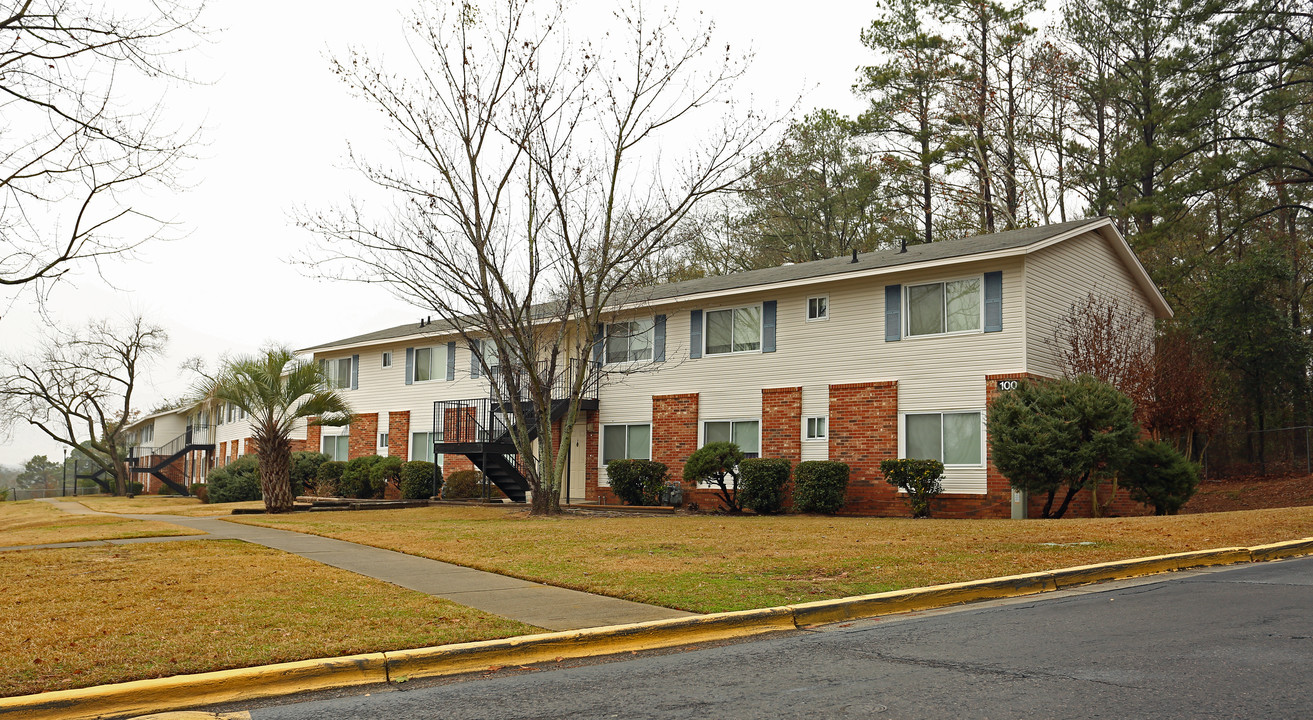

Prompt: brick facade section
[828,381,900,515]
[349,413,379,459]
[761,387,802,463]
[652,393,700,480]
[304,419,321,457]
[388,411,410,460]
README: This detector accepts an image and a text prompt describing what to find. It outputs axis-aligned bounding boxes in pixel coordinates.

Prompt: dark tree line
[681,0,1313,451]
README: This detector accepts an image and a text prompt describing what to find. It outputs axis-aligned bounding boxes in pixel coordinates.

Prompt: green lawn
[232,504,1313,613]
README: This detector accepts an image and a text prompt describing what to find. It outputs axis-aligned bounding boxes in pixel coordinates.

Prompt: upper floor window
[381,351,393,368]
[605,319,654,364]
[807,296,828,322]
[705,306,761,355]
[324,357,353,389]
[907,277,981,337]
[412,346,444,383]
[602,423,651,464]
[141,423,154,444]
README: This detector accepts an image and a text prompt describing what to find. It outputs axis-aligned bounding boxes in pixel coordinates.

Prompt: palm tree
[198,348,351,513]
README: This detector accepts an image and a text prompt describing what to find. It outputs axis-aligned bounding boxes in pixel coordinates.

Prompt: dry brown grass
[233,505,1313,613]
[68,495,264,517]
[0,540,538,697]
[0,501,201,547]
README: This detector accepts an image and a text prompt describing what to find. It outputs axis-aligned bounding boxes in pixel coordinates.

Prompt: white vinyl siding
[705,306,762,355]
[601,424,651,464]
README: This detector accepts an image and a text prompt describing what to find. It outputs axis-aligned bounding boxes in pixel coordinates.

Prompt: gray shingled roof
[298,217,1104,352]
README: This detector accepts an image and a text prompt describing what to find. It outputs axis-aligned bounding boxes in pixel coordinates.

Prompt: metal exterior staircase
[433,360,599,503]
[127,426,216,495]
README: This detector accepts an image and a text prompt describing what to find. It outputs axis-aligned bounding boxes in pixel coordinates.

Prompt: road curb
[5,537,1312,720]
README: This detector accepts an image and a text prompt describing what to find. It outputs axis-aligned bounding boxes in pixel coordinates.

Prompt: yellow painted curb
[789,571,1058,627]
[0,653,386,720]
[125,713,250,720]
[5,537,1313,719]
[1249,537,1313,563]
[386,606,797,681]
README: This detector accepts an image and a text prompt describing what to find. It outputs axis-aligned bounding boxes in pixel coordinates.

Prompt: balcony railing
[432,359,599,446]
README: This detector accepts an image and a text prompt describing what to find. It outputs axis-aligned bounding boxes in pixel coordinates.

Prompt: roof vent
[899,239,907,254]
[850,249,858,264]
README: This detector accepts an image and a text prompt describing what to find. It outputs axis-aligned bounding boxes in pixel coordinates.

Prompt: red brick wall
[389,411,410,460]
[218,441,227,465]
[349,413,379,459]
[761,387,802,463]
[305,419,322,456]
[652,393,700,480]
[828,381,900,515]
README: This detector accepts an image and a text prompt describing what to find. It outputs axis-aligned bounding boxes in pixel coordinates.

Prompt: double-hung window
[324,357,353,389]
[605,319,654,364]
[321,433,349,462]
[382,351,393,368]
[412,346,443,383]
[906,277,982,337]
[705,306,762,355]
[904,412,983,466]
[703,420,760,458]
[601,424,651,464]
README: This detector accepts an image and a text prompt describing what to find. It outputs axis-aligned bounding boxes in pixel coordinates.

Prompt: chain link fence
[1201,426,1313,480]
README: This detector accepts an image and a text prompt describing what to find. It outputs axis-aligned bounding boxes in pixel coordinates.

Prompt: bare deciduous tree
[301,0,774,515]
[0,0,205,302]
[0,315,167,494]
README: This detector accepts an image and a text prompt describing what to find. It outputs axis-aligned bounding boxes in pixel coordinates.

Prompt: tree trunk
[1052,485,1081,519]
[259,439,294,513]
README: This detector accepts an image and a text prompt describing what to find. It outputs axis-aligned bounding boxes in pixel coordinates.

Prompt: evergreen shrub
[606,459,668,505]
[739,458,791,514]
[315,460,346,496]
[793,461,849,514]
[1122,440,1200,515]
[207,455,262,503]
[880,458,945,518]
[400,461,438,499]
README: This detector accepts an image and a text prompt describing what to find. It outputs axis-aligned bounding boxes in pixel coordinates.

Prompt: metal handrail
[432,359,599,445]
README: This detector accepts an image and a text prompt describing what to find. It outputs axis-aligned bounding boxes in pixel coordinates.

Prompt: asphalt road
[247,556,1313,720]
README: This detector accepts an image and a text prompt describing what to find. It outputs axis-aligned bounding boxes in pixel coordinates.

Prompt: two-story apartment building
[295,217,1169,518]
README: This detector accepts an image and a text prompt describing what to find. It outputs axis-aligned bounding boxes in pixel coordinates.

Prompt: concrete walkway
[33,499,693,631]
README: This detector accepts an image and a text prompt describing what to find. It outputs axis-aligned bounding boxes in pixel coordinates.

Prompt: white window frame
[378,432,389,449]
[898,410,986,468]
[600,423,653,466]
[703,304,764,356]
[411,346,444,384]
[700,418,762,457]
[320,430,349,462]
[803,416,827,442]
[904,275,985,338]
[324,357,354,389]
[142,422,154,444]
[381,351,393,368]
[603,318,656,365]
[807,296,829,322]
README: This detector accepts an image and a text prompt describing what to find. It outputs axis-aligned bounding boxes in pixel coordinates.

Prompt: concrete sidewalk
[36,499,693,631]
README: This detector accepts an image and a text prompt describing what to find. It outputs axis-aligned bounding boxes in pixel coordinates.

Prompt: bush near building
[207,455,262,503]
[606,459,669,506]
[314,461,346,497]
[339,455,387,499]
[739,458,790,514]
[880,458,945,518]
[289,452,331,497]
[793,461,849,514]
[399,461,439,499]
[683,442,747,513]
[1122,439,1201,515]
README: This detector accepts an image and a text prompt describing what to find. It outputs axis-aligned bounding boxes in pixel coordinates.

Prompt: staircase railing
[433,359,599,445]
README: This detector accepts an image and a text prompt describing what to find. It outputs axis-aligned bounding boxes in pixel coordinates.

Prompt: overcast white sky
[0,0,875,465]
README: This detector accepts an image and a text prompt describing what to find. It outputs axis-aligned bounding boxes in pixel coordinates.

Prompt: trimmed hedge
[442,469,506,500]
[207,455,262,503]
[315,460,346,496]
[126,481,144,496]
[289,452,331,497]
[739,458,791,514]
[606,459,668,505]
[371,456,404,495]
[880,458,945,518]
[340,455,386,499]
[793,461,849,514]
[683,442,746,512]
[400,461,438,499]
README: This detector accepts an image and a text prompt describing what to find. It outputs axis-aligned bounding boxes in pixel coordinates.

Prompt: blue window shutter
[762,301,777,353]
[446,342,456,380]
[885,285,902,342]
[469,340,481,378]
[689,310,703,359]
[593,324,605,363]
[404,348,414,386]
[654,314,666,362]
[984,271,1003,333]
[351,354,360,390]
